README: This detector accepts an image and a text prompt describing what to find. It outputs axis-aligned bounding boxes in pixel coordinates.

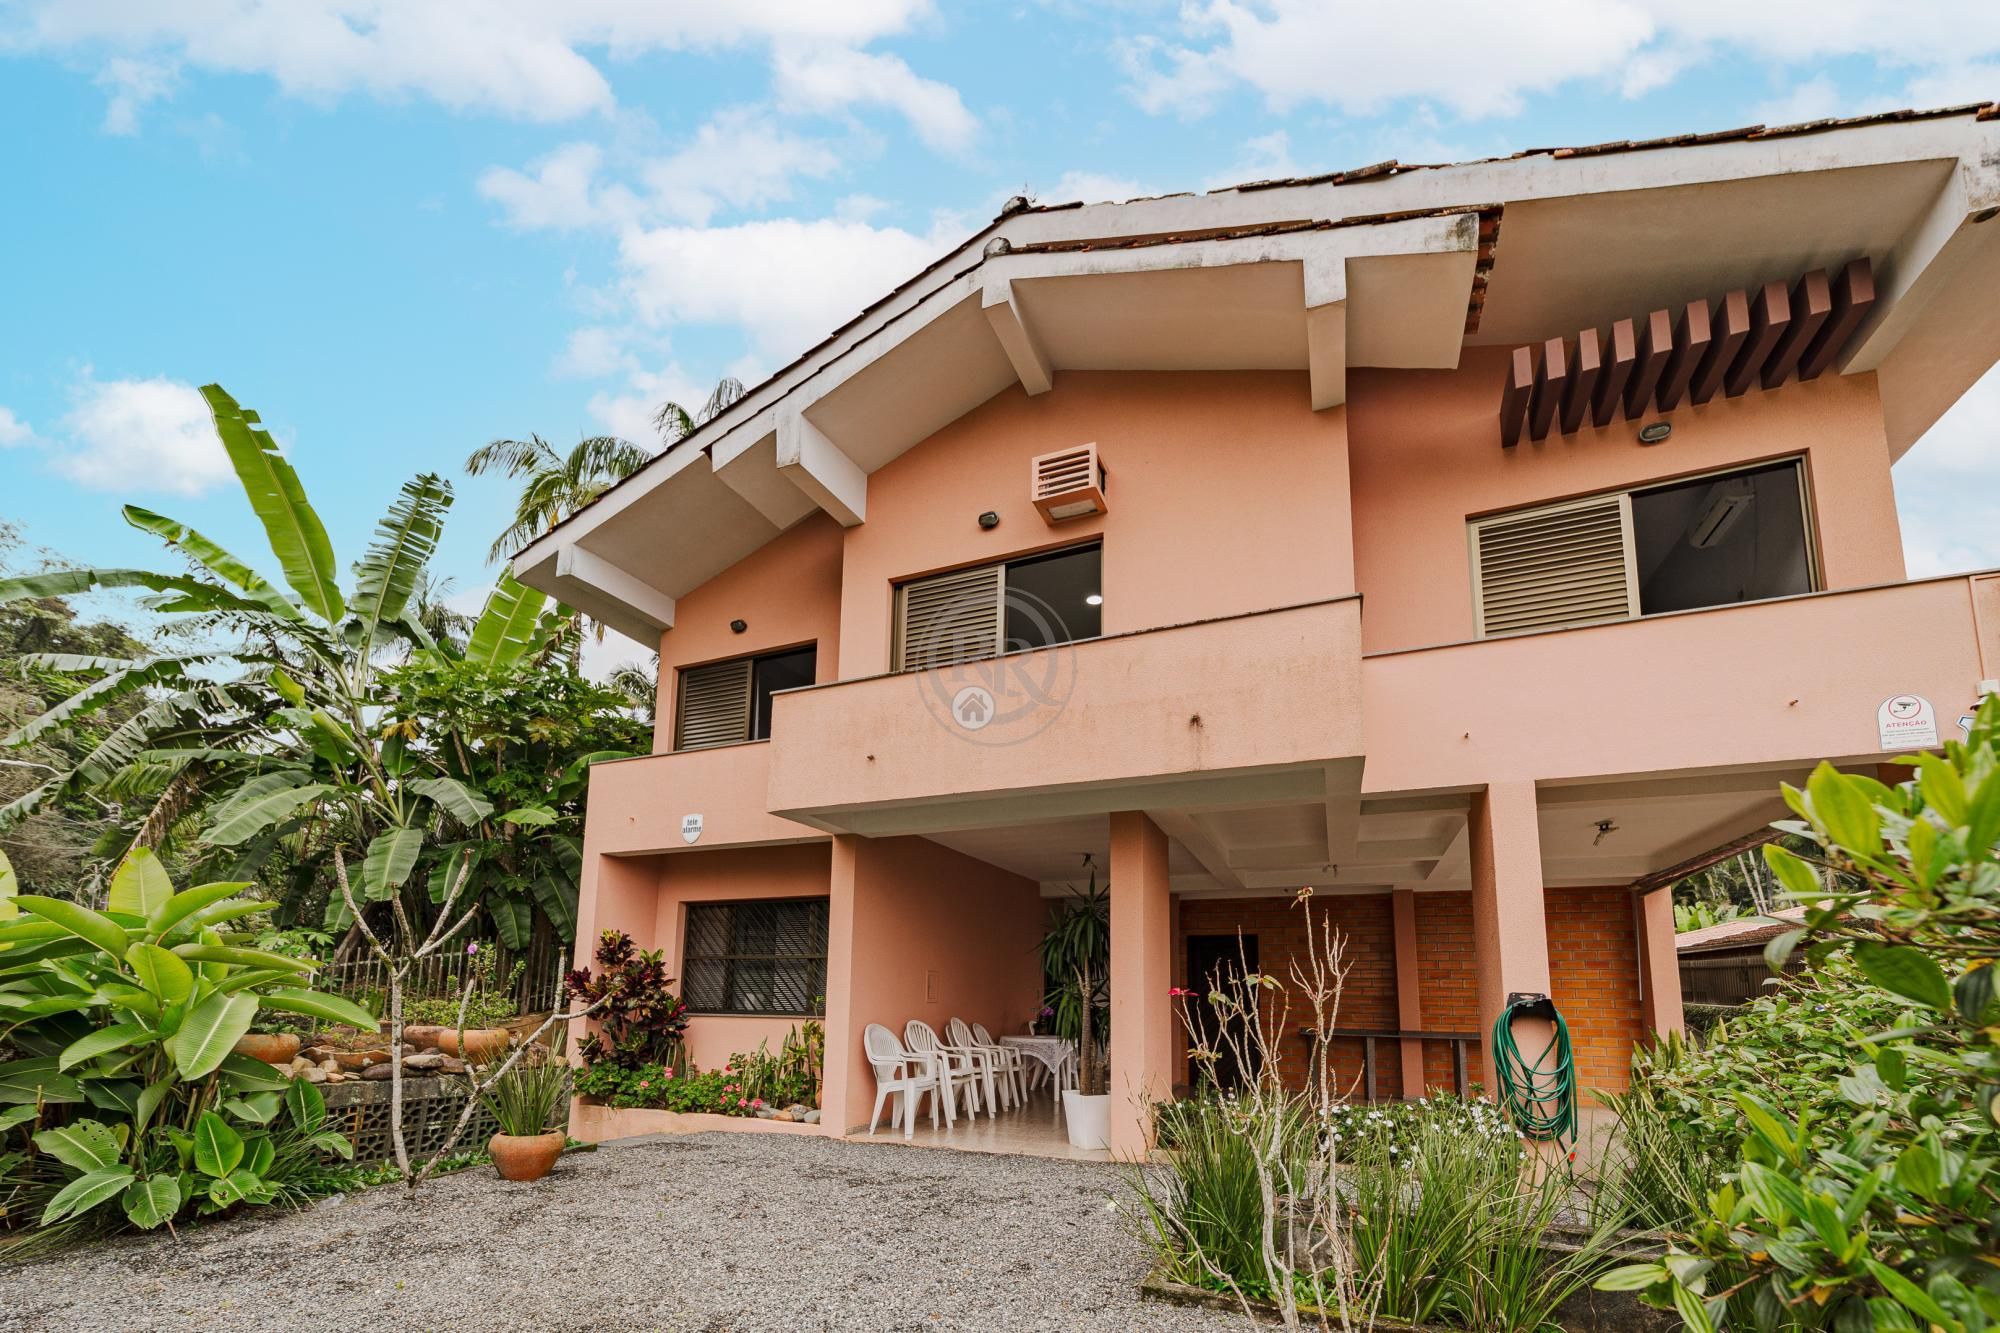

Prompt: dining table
[998,1034,1074,1094]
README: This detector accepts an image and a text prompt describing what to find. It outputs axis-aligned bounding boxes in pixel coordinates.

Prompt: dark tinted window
[1631,461,1812,616]
[1003,544,1101,651]
[750,646,817,740]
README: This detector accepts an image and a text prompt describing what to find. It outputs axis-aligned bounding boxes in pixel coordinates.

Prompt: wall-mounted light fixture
[978,510,1000,530]
[729,619,748,634]
[1637,421,1672,445]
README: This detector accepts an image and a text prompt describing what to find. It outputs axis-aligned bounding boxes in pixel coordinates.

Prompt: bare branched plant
[1157,889,1371,1330]
[333,847,604,1189]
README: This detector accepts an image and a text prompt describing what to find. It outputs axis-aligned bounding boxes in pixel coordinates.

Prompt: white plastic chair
[968,1020,1028,1108]
[905,1019,983,1120]
[947,1017,1011,1112]
[864,1023,948,1138]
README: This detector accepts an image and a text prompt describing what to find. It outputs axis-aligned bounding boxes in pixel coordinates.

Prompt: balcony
[1361,570,2000,794]
[583,741,822,856]
[765,597,1365,834]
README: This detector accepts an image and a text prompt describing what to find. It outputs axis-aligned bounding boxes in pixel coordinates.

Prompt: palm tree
[654,376,745,444]
[463,435,653,565]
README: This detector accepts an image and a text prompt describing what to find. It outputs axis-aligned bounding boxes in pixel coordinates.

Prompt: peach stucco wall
[648,843,832,1076]
[836,371,1355,678]
[584,742,823,856]
[1347,348,1907,654]
[654,511,845,750]
[822,834,1046,1134]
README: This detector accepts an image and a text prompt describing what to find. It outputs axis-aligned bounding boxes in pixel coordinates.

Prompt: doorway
[1185,933,1260,1093]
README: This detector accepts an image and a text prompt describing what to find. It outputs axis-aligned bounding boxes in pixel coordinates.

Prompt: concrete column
[1391,888,1426,1098]
[1469,781,1553,1059]
[567,848,659,1062]
[1634,886,1685,1038]
[1109,810,1173,1157]
[821,834,863,1135]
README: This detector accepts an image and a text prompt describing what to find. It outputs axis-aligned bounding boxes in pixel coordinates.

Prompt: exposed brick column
[1469,782,1554,1071]
[1634,886,1685,1038]
[1109,811,1173,1156]
[1391,888,1426,1097]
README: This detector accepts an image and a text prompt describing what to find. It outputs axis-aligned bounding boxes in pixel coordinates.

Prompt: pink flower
[1169,987,1194,997]
[638,1081,651,1090]
[737,1097,748,1107]
[662,1067,674,1078]
[466,941,479,956]
[752,1099,763,1107]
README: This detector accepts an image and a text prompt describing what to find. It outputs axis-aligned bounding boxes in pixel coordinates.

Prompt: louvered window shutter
[1470,494,1638,637]
[674,658,754,750]
[895,563,1003,671]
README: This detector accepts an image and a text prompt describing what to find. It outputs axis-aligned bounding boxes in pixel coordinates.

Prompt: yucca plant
[478,1050,570,1138]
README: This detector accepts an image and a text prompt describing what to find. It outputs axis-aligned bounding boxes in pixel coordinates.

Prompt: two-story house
[517,104,2000,1156]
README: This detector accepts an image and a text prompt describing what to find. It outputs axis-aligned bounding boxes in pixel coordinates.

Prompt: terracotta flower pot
[488,1131,565,1182]
[333,1049,390,1071]
[402,1025,444,1050]
[435,1028,511,1060]
[233,1033,301,1065]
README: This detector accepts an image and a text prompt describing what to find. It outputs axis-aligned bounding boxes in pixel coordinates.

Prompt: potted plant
[480,1047,570,1181]
[1040,870,1110,1150]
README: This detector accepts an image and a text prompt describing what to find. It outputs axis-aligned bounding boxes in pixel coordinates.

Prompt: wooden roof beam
[1499,344,1534,447]
[1799,258,1877,381]
[1623,308,1674,418]
[1761,268,1833,389]
[1528,336,1567,441]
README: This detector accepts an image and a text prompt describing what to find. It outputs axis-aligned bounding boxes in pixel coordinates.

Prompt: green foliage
[0,850,367,1245]
[564,930,689,1071]
[1039,871,1109,1093]
[725,1023,824,1109]
[1601,696,2000,1331]
[570,1062,758,1117]
[1133,1095,1609,1331]
[0,386,633,955]
[478,1048,570,1137]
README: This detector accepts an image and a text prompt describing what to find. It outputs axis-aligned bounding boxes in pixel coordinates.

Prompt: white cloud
[54,373,231,497]
[1122,1,2000,122]
[637,108,842,225]
[1895,363,2000,576]
[615,216,945,363]
[554,326,642,380]
[0,407,34,446]
[1749,75,1845,126]
[94,55,176,134]
[1202,129,1297,190]
[773,45,978,153]
[1042,170,1162,204]
[14,2,970,143]
[481,109,840,231]
[479,142,616,231]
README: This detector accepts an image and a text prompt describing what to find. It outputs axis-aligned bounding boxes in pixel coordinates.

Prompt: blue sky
[2,3,1997,671]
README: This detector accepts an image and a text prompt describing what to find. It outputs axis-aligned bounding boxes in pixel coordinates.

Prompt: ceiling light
[1687,477,1755,549]
[1085,594,1103,606]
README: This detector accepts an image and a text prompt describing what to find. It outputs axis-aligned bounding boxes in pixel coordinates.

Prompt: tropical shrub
[1602,696,2000,1331]
[0,849,375,1245]
[479,1046,570,1137]
[728,1023,824,1108]
[564,930,688,1071]
[571,1064,756,1116]
[0,383,627,956]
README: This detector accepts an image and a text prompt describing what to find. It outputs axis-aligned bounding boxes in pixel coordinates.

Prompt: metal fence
[315,931,569,1016]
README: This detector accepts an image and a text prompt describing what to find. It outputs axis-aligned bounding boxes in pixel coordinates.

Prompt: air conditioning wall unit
[1030,442,1107,525]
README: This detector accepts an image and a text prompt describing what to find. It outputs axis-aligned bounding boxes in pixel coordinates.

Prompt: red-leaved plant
[564,930,690,1070]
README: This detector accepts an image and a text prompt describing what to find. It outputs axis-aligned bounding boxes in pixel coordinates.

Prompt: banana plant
[0,384,575,946]
[0,849,370,1229]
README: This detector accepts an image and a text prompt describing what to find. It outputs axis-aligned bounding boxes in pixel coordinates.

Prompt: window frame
[1466,455,1819,640]
[679,896,830,1018]
[671,643,818,752]
[891,540,1104,672]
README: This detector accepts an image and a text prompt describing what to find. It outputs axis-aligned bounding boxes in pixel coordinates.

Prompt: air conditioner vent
[1470,494,1638,637]
[1030,443,1107,525]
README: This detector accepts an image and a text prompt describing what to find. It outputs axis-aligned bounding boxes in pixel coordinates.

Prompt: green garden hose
[1490,993,1578,1146]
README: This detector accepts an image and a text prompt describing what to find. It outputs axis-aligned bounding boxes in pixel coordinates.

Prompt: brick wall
[1176,893,1396,1094]
[1546,886,1645,1094]
[1411,891,1483,1089]
[1173,884,1646,1100]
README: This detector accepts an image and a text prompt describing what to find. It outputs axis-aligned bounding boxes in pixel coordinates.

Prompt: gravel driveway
[1,1133,1244,1332]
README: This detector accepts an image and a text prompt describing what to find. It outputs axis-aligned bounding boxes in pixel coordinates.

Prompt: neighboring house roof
[513,103,2000,643]
[1676,906,1808,956]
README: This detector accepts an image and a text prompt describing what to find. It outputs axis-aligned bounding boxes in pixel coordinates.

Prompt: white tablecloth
[999,1034,1073,1079]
